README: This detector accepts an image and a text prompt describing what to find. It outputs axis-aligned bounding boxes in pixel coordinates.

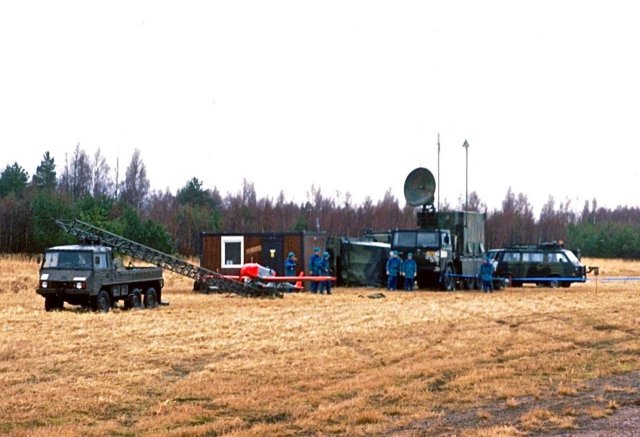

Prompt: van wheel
[96,290,111,313]
[441,266,455,291]
[548,278,560,288]
[144,287,158,309]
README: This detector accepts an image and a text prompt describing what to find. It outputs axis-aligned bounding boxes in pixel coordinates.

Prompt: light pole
[462,139,469,212]
[437,133,440,211]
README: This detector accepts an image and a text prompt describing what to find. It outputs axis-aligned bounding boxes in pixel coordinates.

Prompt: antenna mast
[437,133,440,211]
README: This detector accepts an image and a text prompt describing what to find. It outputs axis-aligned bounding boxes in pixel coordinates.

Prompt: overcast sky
[1,1,639,215]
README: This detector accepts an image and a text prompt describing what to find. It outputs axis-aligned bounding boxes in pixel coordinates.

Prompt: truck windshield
[43,251,93,270]
[393,231,439,248]
[417,232,439,248]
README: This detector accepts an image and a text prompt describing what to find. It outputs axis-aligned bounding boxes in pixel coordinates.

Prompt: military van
[486,242,586,288]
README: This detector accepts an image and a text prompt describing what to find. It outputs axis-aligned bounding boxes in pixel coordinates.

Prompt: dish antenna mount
[404,167,436,210]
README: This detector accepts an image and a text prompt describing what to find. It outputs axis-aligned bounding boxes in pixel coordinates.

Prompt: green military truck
[391,210,488,290]
[36,244,164,312]
[390,167,492,291]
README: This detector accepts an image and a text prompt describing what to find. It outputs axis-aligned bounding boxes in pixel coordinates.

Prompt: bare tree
[92,148,113,198]
[120,149,150,210]
[59,143,92,201]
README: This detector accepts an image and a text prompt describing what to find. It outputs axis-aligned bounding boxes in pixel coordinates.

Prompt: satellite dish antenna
[404,167,436,207]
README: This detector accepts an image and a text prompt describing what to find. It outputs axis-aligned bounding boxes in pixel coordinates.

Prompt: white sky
[1,1,639,215]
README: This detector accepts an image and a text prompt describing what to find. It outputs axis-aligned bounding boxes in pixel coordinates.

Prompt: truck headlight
[41,281,48,289]
[75,281,86,290]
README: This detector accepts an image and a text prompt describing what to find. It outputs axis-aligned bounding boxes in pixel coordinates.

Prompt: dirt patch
[393,371,640,436]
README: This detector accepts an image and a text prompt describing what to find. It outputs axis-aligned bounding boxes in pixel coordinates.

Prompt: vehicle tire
[96,290,111,313]
[144,287,158,309]
[44,296,63,311]
[548,278,560,288]
[124,289,143,310]
[441,266,455,291]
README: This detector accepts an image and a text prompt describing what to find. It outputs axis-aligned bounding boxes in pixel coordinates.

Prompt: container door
[262,236,284,275]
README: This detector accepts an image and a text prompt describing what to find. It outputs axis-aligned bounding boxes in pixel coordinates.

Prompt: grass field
[1,256,639,436]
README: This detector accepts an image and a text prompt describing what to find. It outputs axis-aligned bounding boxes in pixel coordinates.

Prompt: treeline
[1,145,640,258]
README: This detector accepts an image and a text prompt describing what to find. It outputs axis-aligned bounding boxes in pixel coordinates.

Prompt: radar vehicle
[391,167,496,290]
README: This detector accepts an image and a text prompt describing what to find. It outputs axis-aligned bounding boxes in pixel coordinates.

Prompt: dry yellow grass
[1,256,639,435]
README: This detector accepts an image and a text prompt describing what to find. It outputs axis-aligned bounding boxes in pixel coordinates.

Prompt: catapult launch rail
[55,219,282,298]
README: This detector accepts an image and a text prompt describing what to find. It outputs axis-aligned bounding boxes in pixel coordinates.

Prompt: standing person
[319,251,332,295]
[401,252,417,291]
[386,250,402,291]
[308,247,322,294]
[479,256,495,293]
[284,252,297,277]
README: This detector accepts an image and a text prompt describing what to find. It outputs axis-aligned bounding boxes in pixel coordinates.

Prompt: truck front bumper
[36,288,91,298]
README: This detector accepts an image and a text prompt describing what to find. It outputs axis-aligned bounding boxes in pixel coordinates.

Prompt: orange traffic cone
[295,272,304,290]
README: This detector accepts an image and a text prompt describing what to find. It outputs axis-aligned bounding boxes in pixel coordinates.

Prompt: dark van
[486,242,586,288]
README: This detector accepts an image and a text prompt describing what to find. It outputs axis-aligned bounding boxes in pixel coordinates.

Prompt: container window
[221,236,244,268]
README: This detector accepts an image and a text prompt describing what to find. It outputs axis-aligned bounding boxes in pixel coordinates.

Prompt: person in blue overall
[478,256,495,293]
[308,247,322,294]
[318,251,332,294]
[401,252,417,291]
[284,252,297,277]
[386,250,402,291]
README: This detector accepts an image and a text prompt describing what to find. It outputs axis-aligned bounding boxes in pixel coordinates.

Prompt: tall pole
[462,139,469,214]
[437,133,440,211]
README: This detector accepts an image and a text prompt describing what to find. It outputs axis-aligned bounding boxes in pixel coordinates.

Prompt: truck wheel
[124,290,143,310]
[548,278,560,288]
[44,296,63,311]
[442,266,455,291]
[144,287,158,309]
[96,290,111,313]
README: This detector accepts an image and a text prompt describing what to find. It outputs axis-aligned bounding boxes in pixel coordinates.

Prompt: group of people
[386,251,496,293]
[286,248,496,294]
[385,250,417,291]
[284,248,332,294]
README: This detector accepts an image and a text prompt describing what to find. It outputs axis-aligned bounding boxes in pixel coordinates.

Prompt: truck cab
[36,244,164,312]
[391,228,455,289]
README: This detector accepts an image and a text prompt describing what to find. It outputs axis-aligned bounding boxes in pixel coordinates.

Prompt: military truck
[36,244,164,312]
[390,167,492,290]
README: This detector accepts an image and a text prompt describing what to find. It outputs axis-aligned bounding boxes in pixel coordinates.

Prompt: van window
[523,252,544,262]
[564,250,580,264]
[548,252,568,263]
[503,252,520,262]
